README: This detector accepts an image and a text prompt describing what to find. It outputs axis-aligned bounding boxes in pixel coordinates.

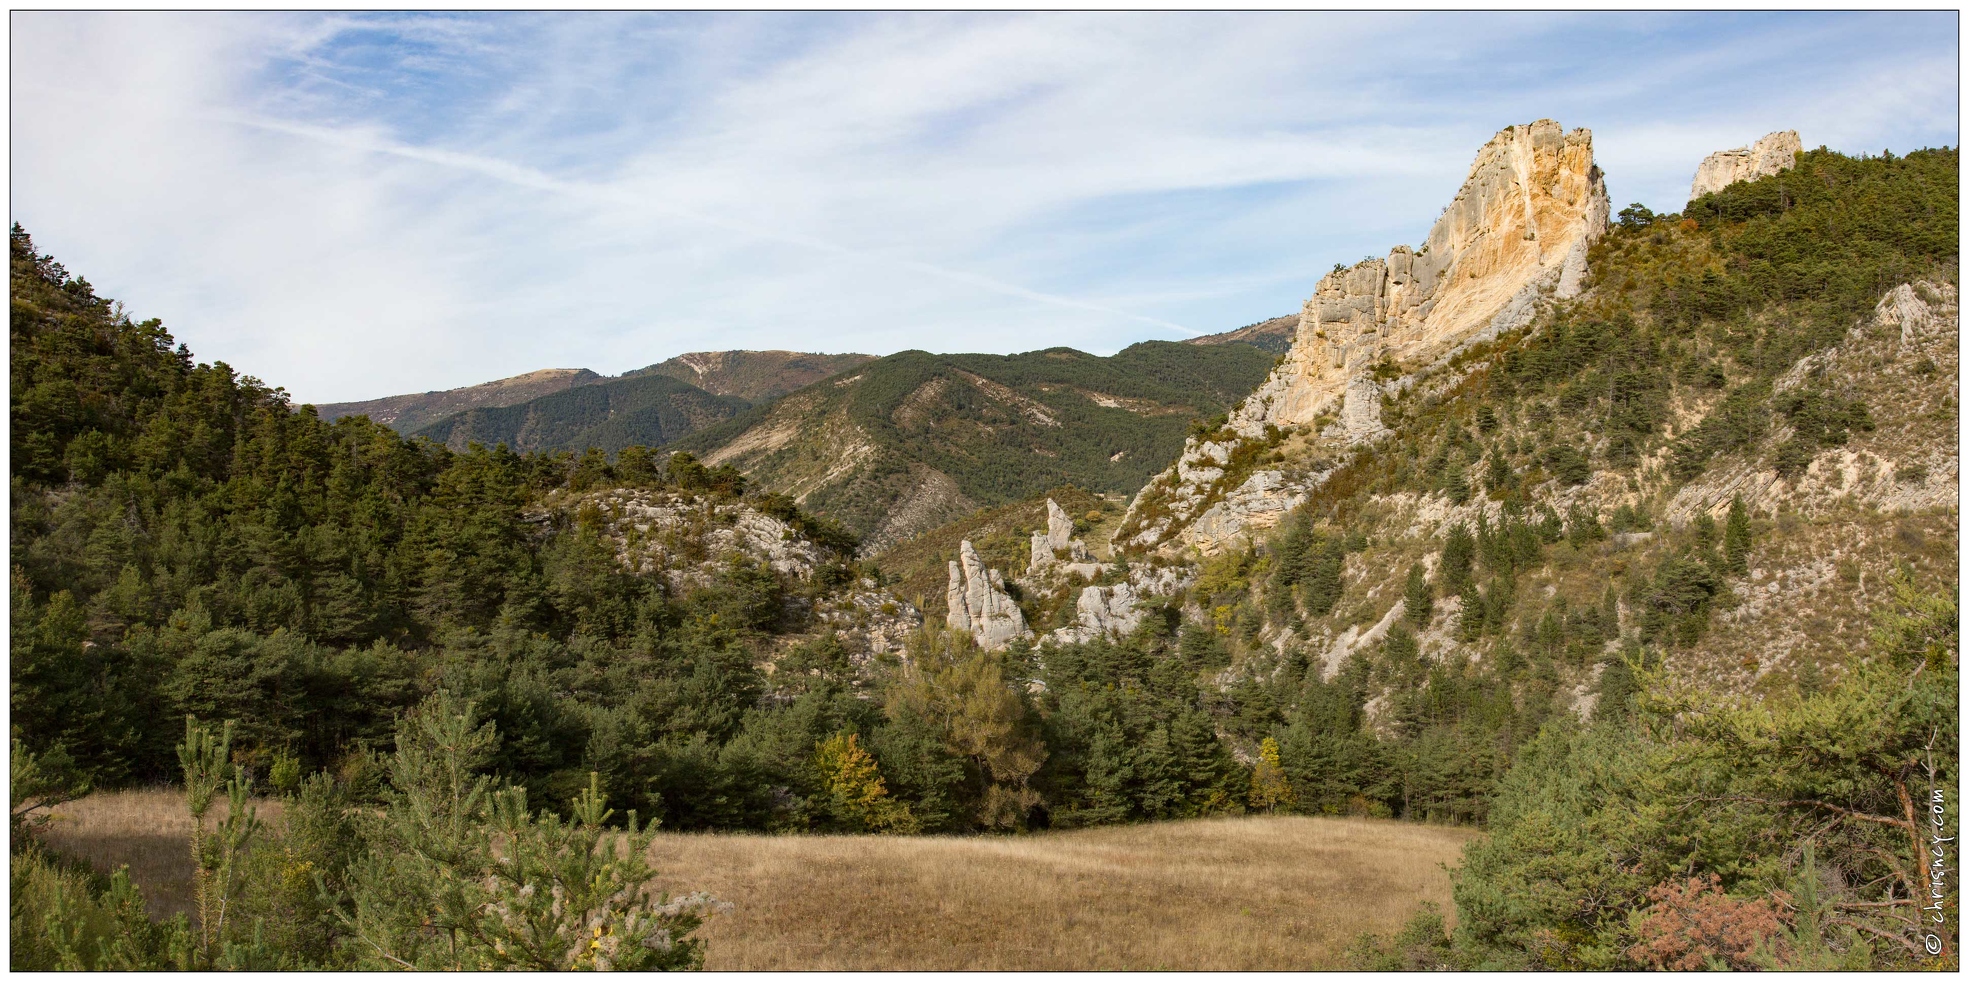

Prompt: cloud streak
[216,110,1198,335]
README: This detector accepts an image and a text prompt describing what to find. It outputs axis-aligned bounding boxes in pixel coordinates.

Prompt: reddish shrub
[1631,874,1792,970]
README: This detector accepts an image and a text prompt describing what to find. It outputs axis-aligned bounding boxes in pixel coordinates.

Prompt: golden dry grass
[33,788,286,922]
[35,792,1477,970]
[648,814,1479,970]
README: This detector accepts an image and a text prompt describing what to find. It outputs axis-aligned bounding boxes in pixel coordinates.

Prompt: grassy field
[35,791,1478,970]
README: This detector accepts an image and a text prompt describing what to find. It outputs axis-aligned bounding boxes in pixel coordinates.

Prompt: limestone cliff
[1119,120,1608,555]
[1687,130,1801,205]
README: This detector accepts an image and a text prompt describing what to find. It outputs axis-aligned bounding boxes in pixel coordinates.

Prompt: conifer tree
[1405,564,1435,629]
[1439,525,1475,599]
[1723,495,1753,575]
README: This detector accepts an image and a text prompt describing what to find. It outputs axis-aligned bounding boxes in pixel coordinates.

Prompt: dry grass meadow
[35,791,1479,970]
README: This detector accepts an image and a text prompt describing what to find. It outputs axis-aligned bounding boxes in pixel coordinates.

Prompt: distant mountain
[671,341,1276,553]
[412,372,749,453]
[315,368,601,433]
[1182,314,1298,353]
[626,350,875,403]
[322,349,871,446]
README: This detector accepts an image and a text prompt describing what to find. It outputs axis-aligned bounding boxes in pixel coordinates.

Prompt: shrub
[1629,875,1791,970]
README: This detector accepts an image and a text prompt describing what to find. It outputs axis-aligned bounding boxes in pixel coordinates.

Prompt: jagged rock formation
[1027,498,1101,580]
[1120,120,1609,554]
[947,539,1030,649]
[1687,130,1801,204]
[1030,498,1086,566]
[1046,583,1146,646]
[1238,120,1607,437]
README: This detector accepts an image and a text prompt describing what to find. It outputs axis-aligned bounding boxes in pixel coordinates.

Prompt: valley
[10,118,1957,971]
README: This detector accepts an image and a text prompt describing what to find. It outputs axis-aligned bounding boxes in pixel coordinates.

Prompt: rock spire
[946,539,1029,650]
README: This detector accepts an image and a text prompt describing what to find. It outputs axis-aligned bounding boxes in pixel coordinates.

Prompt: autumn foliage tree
[814,732,918,833]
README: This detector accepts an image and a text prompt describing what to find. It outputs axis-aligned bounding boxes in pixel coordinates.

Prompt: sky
[10,11,1959,404]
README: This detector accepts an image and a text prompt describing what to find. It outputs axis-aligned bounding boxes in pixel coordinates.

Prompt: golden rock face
[1124,120,1610,556]
[1243,119,1607,437]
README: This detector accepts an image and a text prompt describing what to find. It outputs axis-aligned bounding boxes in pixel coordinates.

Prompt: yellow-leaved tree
[1249,736,1295,812]
[814,732,919,834]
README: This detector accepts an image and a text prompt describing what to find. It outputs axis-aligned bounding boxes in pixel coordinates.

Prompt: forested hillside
[1183,313,1298,353]
[412,371,750,453]
[673,343,1277,552]
[1096,147,1960,968]
[626,349,876,403]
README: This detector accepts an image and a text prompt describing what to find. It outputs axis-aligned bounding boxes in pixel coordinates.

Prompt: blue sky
[11,11,1958,403]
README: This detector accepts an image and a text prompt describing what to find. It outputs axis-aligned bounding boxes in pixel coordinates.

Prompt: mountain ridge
[672,341,1278,553]
[317,349,876,437]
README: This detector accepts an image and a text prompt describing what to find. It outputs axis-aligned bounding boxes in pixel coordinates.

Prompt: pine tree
[338,693,723,970]
[1439,525,1475,599]
[1723,495,1753,575]
[1302,539,1346,618]
[1405,563,1435,629]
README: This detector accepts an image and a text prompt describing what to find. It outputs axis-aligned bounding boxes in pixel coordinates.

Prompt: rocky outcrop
[1231,120,1606,438]
[1028,498,1093,573]
[1186,469,1313,548]
[1336,374,1392,444]
[1687,130,1801,204]
[529,487,922,656]
[1120,120,1608,555]
[1046,583,1146,646]
[947,539,1030,649]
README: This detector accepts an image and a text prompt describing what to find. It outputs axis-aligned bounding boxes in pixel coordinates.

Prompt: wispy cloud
[216,109,1198,335]
[11,11,1957,402]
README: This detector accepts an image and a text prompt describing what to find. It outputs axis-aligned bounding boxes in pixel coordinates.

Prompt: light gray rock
[1875,282,1938,343]
[948,539,1030,650]
[1046,583,1145,646]
[1555,237,1591,300]
[1189,470,1310,549]
[1340,374,1391,444]
[1688,130,1801,204]
[1028,498,1090,573]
